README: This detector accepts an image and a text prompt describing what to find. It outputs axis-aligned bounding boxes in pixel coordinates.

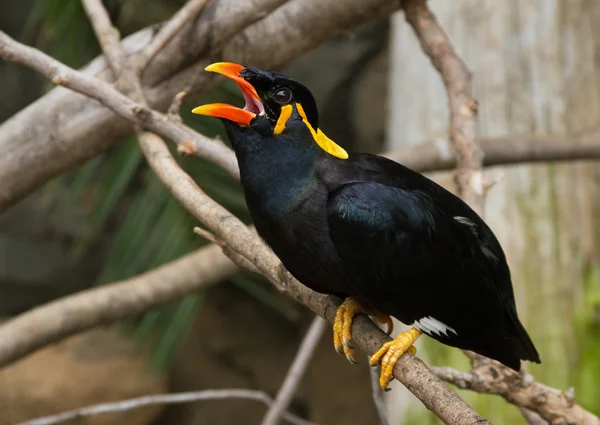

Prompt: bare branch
[0,244,236,367]
[81,0,129,80]
[168,90,188,118]
[137,0,210,72]
[261,316,327,425]
[430,366,599,425]
[193,226,263,275]
[16,389,317,425]
[82,0,145,101]
[3,20,598,213]
[403,0,483,214]
[0,30,239,179]
[384,131,600,174]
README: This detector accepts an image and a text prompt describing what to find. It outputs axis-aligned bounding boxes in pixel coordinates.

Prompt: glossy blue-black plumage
[221,71,540,370]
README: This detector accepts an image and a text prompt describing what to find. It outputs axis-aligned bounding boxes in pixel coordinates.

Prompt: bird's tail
[478,311,541,371]
[507,312,541,364]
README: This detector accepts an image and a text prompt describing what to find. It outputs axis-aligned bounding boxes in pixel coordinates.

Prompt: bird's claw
[333,298,364,364]
[373,311,394,335]
[369,328,421,390]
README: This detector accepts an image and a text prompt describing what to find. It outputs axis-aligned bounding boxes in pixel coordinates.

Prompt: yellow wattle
[274,104,293,135]
[296,104,349,160]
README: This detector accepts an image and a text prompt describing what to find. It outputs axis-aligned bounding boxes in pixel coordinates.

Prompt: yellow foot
[332,298,365,364]
[369,328,422,390]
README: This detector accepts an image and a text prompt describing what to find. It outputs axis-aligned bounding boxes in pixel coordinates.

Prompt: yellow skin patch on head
[296,104,349,160]
[274,104,293,135]
[275,103,349,159]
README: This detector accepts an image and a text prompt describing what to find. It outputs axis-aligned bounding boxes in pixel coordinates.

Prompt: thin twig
[193,226,263,274]
[403,0,483,214]
[261,316,327,425]
[82,0,145,102]
[85,0,271,321]
[193,226,219,245]
[137,0,210,72]
[0,244,236,367]
[15,389,317,425]
[369,364,390,425]
[81,0,128,82]
[168,90,188,119]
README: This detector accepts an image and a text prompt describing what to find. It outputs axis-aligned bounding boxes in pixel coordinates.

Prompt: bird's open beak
[191,62,264,126]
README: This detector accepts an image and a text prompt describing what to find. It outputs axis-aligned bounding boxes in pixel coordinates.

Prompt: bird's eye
[273,88,292,104]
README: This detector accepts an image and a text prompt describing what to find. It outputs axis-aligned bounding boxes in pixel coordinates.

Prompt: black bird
[192,62,541,389]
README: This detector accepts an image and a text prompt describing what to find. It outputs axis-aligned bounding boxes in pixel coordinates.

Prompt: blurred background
[0,1,599,424]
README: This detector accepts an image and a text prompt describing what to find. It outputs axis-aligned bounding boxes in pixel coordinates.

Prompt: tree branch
[0,0,399,211]
[403,0,483,213]
[0,30,240,180]
[0,243,236,366]
[384,131,600,173]
[81,0,130,82]
[136,0,210,73]
[430,365,599,425]
[16,389,317,425]
[82,0,145,102]
[261,316,327,425]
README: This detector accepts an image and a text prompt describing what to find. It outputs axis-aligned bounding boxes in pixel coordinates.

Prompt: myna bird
[192,62,541,389]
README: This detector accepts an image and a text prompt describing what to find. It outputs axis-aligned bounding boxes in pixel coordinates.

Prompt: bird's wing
[326,180,511,333]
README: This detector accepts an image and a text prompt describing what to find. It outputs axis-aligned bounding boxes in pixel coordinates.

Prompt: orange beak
[191,62,262,126]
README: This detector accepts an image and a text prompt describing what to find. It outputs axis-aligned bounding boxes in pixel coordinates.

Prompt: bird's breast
[245,183,348,296]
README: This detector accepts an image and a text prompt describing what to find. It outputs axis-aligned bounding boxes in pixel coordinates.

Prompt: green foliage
[575,239,600,414]
[23,0,98,66]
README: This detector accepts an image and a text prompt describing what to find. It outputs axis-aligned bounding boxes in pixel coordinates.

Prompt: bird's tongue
[191,62,264,125]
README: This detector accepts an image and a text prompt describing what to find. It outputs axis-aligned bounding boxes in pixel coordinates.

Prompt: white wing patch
[481,245,499,262]
[454,215,476,231]
[413,316,457,337]
[454,216,499,262]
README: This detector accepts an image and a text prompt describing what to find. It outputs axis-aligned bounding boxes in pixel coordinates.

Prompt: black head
[191,62,348,160]
[239,67,320,130]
